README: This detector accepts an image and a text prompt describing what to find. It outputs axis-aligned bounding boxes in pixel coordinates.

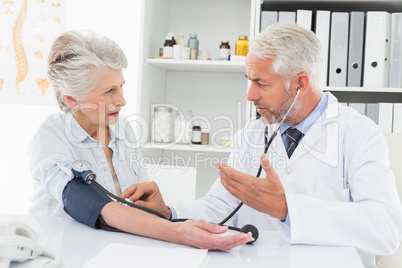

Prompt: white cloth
[29,111,149,217]
[173,93,402,267]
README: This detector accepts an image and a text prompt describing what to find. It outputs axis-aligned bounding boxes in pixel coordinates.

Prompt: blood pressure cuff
[62,177,113,228]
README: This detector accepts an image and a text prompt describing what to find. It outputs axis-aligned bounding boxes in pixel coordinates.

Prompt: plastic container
[235,35,249,56]
[188,33,199,59]
[163,35,174,58]
[176,33,186,47]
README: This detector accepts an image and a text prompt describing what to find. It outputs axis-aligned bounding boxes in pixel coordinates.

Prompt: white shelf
[143,142,232,153]
[325,87,402,93]
[145,58,246,73]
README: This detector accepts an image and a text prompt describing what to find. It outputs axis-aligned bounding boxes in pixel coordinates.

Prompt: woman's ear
[64,95,78,108]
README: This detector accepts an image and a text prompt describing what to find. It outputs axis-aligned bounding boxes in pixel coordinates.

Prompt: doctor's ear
[295,73,310,94]
[64,95,78,108]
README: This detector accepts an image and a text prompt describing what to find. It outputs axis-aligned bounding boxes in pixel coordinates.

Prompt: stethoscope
[73,88,300,244]
[219,88,300,227]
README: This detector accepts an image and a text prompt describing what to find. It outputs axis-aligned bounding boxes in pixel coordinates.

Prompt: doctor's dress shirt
[29,111,149,217]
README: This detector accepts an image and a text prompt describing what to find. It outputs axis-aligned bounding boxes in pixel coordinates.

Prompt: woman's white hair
[47,29,128,112]
[249,23,322,91]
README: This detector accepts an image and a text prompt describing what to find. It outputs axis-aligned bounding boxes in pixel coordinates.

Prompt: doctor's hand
[175,220,254,250]
[120,181,172,219]
[216,154,288,221]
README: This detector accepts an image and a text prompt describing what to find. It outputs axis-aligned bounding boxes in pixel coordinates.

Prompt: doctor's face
[72,67,126,134]
[246,53,300,125]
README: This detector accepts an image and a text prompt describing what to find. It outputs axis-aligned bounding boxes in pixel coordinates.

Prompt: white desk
[1,214,364,268]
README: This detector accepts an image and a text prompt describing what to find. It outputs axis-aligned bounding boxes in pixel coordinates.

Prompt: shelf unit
[145,58,246,73]
[252,0,402,119]
[137,0,402,198]
[138,0,254,198]
[143,142,232,153]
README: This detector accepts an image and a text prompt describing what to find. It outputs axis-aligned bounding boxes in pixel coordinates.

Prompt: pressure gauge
[72,160,92,172]
[71,160,96,184]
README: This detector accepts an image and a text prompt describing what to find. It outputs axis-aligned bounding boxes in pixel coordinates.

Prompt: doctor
[122,23,402,267]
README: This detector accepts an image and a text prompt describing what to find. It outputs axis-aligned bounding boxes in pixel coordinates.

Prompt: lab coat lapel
[288,94,340,167]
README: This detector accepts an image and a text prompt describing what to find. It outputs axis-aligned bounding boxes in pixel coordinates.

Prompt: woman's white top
[29,111,149,217]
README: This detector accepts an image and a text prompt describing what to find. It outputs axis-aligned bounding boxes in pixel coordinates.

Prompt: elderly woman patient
[28,29,253,249]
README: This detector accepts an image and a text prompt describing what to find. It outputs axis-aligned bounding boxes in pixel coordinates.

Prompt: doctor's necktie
[285,128,303,158]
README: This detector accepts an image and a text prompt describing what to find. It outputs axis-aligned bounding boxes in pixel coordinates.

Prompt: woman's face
[72,67,126,135]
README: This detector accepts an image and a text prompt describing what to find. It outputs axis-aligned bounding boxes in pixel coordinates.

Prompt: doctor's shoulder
[338,104,385,148]
[338,104,379,130]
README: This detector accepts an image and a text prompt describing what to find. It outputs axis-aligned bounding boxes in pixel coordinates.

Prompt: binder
[278,12,296,23]
[315,10,331,87]
[329,12,350,87]
[393,103,402,133]
[349,103,366,116]
[389,13,402,88]
[260,11,278,32]
[366,103,379,124]
[296,10,312,30]
[347,12,365,87]
[378,103,393,133]
[363,12,391,88]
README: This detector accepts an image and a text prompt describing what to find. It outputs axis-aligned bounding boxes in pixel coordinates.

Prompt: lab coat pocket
[316,182,351,202]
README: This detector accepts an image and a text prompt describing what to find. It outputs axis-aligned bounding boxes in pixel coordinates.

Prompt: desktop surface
[1,214,364,268]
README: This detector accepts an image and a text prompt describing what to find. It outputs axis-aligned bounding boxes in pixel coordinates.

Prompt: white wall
[0,0,142,214]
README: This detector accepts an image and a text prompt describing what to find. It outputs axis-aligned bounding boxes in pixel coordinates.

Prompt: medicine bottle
[235,35,249,57]
[167,33,176,45]
[191,120,202,144]
[163,35,174,58]
[188,33,199,59]
[219,40,230,60]
[176,33,186,47]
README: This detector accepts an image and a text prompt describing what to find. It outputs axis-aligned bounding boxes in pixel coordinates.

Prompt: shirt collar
[280,91,329,136]
[65,111,89,142]
[109,119,126,142]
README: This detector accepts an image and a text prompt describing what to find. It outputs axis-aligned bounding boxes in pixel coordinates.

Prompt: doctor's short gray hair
[249,23,322,91]
[47,29,128,112]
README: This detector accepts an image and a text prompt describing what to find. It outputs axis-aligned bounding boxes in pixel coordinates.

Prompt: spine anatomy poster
[0,0,65,99]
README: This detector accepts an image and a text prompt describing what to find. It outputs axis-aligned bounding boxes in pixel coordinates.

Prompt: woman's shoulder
[39,112,67,128]
[33,112,68,139]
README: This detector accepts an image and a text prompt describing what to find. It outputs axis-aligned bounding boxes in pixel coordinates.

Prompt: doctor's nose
[247,82,260,102]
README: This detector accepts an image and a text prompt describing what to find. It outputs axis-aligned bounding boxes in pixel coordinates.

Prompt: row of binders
[260,10,402,88]
[340,102,402,133]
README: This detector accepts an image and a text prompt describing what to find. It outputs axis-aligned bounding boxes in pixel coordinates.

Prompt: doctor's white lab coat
[172,93,402,268]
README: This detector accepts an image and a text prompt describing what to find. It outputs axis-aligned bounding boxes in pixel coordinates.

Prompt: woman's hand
[120,181,172,219]
[101,202,253,251]
[173,219,254,250]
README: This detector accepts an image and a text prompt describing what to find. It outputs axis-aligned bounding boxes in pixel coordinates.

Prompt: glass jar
[219,40,230,60]
[235,35,249,56]
[154,107,173,143]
